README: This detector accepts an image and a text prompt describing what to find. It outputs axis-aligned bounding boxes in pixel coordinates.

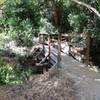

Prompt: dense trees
[0,0,100,50]
[0,0,41,46]
[0,0,100,36]
[0,0,100,85]
[0,0,100,84]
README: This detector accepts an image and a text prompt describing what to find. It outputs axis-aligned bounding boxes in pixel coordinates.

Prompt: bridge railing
[61,33,91,64]
[44,45,58,65]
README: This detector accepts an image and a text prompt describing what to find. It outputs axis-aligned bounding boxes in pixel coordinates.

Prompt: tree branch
[71,0,100,18]
[0,0,7,10]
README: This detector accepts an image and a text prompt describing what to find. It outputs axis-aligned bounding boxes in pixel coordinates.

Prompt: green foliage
[0,0,100,64]
[1,0,41,46]
[39,18,56,34]
[0,58,33,85]
[68,13,88,32]
[7,19,33,46]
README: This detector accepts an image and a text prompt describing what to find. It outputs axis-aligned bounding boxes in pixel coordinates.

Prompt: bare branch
[71,0,100,18]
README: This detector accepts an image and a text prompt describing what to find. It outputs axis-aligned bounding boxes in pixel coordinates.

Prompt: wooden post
[85,33,91,65]
[68,34,71,55]
[57,33,61,67]
[39,34,45,53]
[43,35,45,54]
[39,34,40,43]
[48,34,51,64]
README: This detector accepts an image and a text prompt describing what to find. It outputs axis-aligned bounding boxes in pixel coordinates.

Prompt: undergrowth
[0,58,33,85]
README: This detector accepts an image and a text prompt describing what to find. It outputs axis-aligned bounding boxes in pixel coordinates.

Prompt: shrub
[0,58,33,85]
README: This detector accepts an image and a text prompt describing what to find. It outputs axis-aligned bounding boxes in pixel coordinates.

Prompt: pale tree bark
[71,0,100,18]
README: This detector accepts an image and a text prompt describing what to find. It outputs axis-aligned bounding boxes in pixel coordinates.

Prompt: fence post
[68,34,71,55]
[57,33,61,67]
[85,33,91,65]
[48,33,51,64]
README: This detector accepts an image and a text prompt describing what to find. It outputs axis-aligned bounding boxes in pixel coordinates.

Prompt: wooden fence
[39,32,91,65]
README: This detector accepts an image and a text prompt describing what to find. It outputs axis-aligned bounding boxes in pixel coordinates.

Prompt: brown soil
[0,67,76,100]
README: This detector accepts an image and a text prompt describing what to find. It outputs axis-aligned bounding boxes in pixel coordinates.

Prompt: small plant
[0,58,33,85]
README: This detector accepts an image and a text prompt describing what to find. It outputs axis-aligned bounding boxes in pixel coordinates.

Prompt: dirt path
[0,67,77,100]
[0,43,100,100]
[61,53,100,100]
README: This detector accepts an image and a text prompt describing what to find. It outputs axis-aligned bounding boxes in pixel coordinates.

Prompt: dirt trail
[61,53,100,100]
[0,68,77,100]
[0,44,100,100]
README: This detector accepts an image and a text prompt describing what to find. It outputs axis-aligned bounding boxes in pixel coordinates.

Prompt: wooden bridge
[39,34,100,100]
[39,32,92,67]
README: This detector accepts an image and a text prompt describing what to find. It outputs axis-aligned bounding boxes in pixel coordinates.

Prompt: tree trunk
[50,0,60,27]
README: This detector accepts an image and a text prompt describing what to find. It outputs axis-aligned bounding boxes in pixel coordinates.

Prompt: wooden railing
[44,45,58,65]
[62,33,91,64]
[39,32,91,65]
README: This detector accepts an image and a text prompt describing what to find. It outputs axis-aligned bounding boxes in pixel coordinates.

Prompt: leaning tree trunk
[71,0,100,18]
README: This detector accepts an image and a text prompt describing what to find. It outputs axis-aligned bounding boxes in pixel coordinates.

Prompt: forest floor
[61,53,100,100]
[0,67,77,100]
[1,53,100,100]
[0,40,78,100]
[0,40,100,100]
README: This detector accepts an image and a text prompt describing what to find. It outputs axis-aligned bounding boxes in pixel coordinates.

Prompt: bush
[7,19,34,47]
[0,58,33,85]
